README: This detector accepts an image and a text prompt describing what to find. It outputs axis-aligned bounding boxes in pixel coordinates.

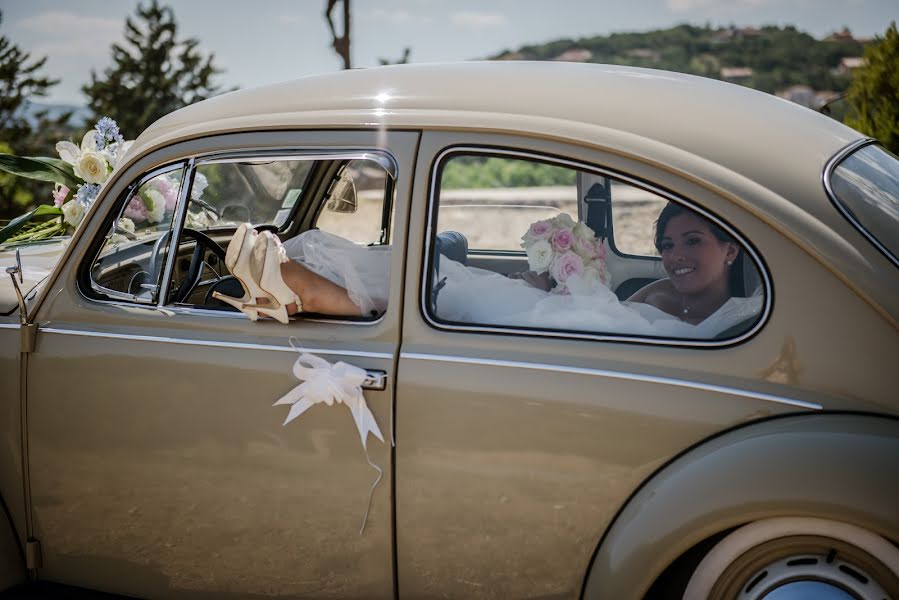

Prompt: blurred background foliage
[0,0,896,219]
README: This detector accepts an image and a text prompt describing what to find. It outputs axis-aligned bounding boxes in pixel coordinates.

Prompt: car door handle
[362,370,387,391]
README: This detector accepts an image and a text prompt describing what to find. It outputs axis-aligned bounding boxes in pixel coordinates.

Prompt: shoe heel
[255,304,289,324]
[212,291,259,321]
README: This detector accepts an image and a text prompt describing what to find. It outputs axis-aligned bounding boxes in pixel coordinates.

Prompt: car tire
[681,517,899,599]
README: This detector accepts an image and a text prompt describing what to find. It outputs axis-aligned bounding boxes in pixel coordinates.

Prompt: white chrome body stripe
[0,323,20,329]
[39,327,392,360]
[400,352,822,410]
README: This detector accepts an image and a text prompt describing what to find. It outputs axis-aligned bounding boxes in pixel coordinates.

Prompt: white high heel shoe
[252,232,302,324]
[212,223,270,321]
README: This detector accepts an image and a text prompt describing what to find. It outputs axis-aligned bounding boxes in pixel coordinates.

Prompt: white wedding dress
[281,230,762,338]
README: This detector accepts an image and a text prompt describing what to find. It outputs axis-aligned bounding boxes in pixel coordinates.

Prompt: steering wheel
[147,227,227,304]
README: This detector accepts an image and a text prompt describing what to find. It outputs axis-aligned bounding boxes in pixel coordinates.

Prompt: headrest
[436,231,468,265]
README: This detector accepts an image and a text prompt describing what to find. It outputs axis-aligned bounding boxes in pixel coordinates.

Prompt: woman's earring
[726,260,733,266]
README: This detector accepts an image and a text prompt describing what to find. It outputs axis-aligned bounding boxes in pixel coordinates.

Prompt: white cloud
[369,9,433,24]
[18,11,122,36]
[17,11,122,60]
[276,15,307,25]
[450,11,507,28]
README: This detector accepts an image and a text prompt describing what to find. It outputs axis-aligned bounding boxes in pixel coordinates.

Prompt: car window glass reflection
[428,152,765,341]
[89,165,186,304]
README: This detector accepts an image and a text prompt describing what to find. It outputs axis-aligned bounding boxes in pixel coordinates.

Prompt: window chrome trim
[0,323,20,329]
[40,326,393,359]
[401,352,822,410]
[157,157,195,307]
[422,145,773,348]
[822,138,899,269]
[194,148,398,178]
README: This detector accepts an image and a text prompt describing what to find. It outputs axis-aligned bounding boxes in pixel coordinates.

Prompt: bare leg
[275,260,363,316]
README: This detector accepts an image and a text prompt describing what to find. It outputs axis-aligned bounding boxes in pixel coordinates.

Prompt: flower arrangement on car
[0,117,217,248]
[0,117,133,245]
[521,213,609,294]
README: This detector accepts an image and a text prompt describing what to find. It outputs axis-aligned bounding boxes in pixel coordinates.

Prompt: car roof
[127,61,861,200]
[120,61,893,322]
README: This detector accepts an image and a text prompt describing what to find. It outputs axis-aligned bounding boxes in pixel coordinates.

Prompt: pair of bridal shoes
[212,224,302,324]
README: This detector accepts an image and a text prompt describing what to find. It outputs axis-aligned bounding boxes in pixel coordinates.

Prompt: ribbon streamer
[274,345,385,534]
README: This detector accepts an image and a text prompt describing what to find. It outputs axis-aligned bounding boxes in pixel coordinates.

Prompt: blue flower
[94,117,124,148]
[74,183,101,205]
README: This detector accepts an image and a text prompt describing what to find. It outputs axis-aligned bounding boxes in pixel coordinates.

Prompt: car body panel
[0,240,68,316]
[583,413,899,600]
[21,129,419,598]
[392,130,898,597]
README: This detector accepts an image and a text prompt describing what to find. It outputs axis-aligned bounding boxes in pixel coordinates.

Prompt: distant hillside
[491,24,868,109]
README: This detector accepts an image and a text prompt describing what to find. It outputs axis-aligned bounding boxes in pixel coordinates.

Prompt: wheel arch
[580,412,899,600]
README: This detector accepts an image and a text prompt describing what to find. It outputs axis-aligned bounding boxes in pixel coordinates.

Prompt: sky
[1,0,897,106]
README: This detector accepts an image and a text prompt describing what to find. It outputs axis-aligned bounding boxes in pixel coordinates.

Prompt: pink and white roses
[521,213,609,294]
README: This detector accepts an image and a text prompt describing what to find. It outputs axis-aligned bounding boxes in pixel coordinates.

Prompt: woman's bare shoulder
[626,277,675,303]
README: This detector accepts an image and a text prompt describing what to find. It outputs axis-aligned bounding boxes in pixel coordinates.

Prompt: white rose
[75,151,109,184]
[525,239,554,273]
[118,217,135,233]
[191,172,209,200]
[552,213,576,229]
[62,201,86,228]
[143,189,166,223]
[573,221,595,241]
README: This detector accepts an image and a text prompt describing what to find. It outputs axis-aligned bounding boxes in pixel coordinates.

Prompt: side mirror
[325,167,357,213]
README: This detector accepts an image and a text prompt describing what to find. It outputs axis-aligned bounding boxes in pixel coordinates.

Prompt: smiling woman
[627,201,742,324]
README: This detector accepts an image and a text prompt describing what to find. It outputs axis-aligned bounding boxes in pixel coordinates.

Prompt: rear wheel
[682,518,899,600]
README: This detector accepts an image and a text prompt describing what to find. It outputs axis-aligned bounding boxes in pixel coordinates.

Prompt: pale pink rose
[52,184,70,208]
[153,177,179,212]
[550,251,584,284]
[522,219,553,246]
[551,228,573,252]
[124,197,149,223]
[594,239,607,261]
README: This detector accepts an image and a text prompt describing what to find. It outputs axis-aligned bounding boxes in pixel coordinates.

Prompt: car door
[393,131,832,598]
[24,130,417,599]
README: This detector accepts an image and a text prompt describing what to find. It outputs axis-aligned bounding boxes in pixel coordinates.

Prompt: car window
[427,150,766,342]
[191,158,314,230]
[89,164,187,304]
[314,158,392,246]
[828,143,899,267]
[436,155,577,251]
[609,181,669,257]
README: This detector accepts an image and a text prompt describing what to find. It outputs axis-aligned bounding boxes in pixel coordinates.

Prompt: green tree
[845,22,899,153]
[0,10,59,139]
[0,9,65,219]
[82,0,223,136]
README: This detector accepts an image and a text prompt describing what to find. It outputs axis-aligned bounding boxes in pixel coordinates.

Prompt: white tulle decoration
[274,344,385,534]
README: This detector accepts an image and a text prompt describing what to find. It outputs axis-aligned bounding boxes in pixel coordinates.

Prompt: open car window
[85,150,397,321]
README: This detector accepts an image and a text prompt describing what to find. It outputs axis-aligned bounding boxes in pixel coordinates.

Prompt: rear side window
[828,143,899,267]
[426,149,767,343]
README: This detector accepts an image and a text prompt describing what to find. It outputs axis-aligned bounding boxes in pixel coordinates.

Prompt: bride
[213,205,762,339]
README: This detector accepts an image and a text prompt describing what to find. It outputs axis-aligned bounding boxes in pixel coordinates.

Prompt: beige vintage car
[1,62,898,600]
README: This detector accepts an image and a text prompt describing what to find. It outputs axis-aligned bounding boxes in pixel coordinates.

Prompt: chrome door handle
[362,370,387,391]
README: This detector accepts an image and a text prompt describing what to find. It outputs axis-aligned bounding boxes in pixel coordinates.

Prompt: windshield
[828,143,899,267]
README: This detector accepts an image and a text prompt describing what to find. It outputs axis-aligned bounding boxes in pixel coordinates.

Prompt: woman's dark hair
[653,202,747,296]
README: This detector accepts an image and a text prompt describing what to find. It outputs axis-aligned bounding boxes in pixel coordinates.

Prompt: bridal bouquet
[521,213,609,294]
[0,117,133,245]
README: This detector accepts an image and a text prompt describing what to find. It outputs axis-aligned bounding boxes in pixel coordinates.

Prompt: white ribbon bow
[273,349,385,533]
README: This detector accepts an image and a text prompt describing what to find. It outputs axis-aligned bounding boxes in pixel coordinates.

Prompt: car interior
[84,150,763,338]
